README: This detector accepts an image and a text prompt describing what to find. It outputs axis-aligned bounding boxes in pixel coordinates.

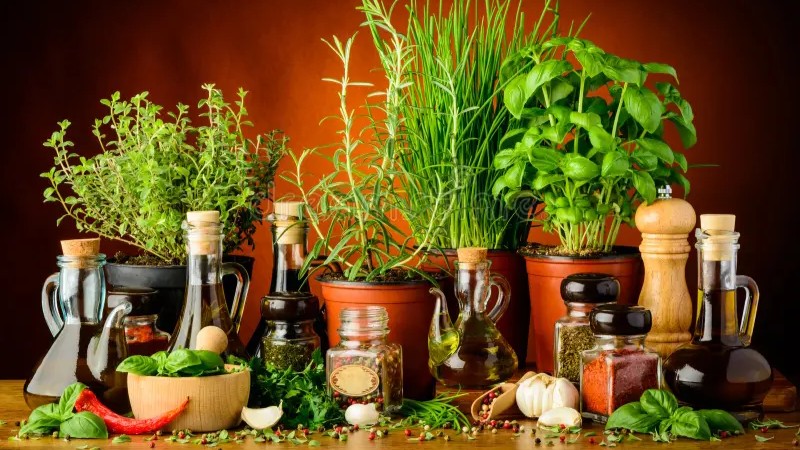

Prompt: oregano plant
[42,84,286,264]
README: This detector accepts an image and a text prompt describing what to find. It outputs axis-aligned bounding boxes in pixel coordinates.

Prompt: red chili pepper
[74,389,189,435]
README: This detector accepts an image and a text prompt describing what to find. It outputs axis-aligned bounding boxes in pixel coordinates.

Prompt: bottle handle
[487,273,511,323]
[41,272,62,336]
[221,262,250,334]
[736,275,759,347]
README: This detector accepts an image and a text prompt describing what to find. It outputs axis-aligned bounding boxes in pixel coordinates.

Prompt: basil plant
[492,36,696,255]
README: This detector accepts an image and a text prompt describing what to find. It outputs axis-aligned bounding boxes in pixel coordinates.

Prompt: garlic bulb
[538,407,582,428]
[515,373,579,418]
[345,403,380,426]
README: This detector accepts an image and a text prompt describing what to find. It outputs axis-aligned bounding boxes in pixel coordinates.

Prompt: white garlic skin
[515,373,579,418]
[537,407,582,428]
[344,403,380,426]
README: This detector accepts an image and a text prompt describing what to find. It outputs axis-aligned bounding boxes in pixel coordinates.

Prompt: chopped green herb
[754,435,774,442]
[308,440,321,447]
[585,431,598,437]
[750,418,799,430]
[111,435,131,443]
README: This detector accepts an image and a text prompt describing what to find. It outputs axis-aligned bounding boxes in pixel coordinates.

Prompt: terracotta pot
[523,246,642,374]
[424,249,532,366]
[319,279,436,400]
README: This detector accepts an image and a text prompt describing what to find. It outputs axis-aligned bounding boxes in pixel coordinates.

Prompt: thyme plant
[360,0,560,251]
[42,84,286,264]
[493,36,697,254]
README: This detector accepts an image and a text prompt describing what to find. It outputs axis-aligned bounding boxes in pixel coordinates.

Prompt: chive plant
[360,0,560,251]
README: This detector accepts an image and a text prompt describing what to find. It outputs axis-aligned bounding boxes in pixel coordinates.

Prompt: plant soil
[112,252,181,266]
[317,267,429,283]
[519,244,613,258]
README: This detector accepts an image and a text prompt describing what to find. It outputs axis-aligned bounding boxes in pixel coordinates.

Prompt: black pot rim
[520,244,640,261]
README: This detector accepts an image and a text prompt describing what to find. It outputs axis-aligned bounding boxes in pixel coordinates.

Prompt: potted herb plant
[359,0,563,364]
[492,34,697,372]
[285,33,438,400]
[42,84,286,332]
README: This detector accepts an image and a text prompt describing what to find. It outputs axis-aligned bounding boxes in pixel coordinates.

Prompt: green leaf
[640,390,678,419]
[164,348,202,375]
[549,78,575,103]
[308,440,321,447]
[601,152,629,178]
[493,149,517,170]
[503,74,527,120]
[697,410,744,434]
[673,152,688,172]
[755,435,774,442]
[637,139,674,164]
[624,85,664,133]
[606,402,662,434]
[529,147,563,172]
[569,111,601,128]
[58,383,86,419]
[59,412,108,439]
[20,404,62,435]
[532,173,564,190]
[575,49,605,77]
[603,56,646,85]
[503,161,526,190]
[194,350,225,373]
[492,177,509,197]
[632,170,657,204]
[643,62,678,82]
[667,115,697,148]
[116,355,158,376]
[112,434,132,443]
[525,60,572,98]
[632,149,658,171]
[587,126,614,151]
[670,408,710,440]
[561,154,599,181]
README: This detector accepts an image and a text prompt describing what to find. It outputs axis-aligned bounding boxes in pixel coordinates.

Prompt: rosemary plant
[360,0,560,251]
[42,85,286,264]
[286,36,439,281]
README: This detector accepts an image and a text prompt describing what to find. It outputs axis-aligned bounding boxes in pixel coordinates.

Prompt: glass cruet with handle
[664,214,772,423]
[25,238,132,413]
[428,247,518,388]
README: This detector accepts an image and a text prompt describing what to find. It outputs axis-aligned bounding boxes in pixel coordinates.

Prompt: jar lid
[589,304,652,335]
[260,292,320,321]
[560,273,619,303]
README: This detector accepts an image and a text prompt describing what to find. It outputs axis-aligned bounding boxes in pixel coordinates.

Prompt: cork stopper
[700,214,735,232]
[457,247,487,269]
[699,214,737,261]
[186,210,221,255]
[61,238,100,257]
[187,210,220,225]
[273,202,305,245]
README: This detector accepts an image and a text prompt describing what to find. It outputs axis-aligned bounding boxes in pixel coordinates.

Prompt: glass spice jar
[580,304,661,422]
[326,306,402,414]
[554,273,619,383]
[257,292,321,371]
[108,288,170,356]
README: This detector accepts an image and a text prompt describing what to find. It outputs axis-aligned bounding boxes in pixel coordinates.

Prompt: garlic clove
[551,378,579,410]
[537,407,582,428]
[542,382,556,413]
[530,377,547,417]
[345,403,380,426]
[516,378,538,418]
[241,401,283,430]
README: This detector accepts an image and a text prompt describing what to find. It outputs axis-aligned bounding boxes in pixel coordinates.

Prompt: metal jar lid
[589,304,652,336]
[560,273,620,304]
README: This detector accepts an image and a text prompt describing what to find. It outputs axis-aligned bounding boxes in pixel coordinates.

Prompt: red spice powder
[582,349,659,416]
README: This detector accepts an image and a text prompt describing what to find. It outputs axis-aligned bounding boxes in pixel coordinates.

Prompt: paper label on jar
[329,364,379,397]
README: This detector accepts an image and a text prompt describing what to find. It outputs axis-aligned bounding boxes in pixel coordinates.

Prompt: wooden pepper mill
[635,185,696,358]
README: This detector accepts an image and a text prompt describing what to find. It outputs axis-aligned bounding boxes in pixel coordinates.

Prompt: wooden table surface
[0,380,798,449]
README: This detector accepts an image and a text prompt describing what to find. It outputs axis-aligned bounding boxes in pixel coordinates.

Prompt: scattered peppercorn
[792,438,798,446]
[444,435,451,442]
[560,435,566,442]
[589,437,596,445]
[150,442,156,449]
[761,427,769,433]
[156,430,162,436]
[368,431,376,440]
[51,431,58,438]
[404,429,412,437]
[353,425,359,432]
[535,437,542,445]
[720,431,728,438]
[491,428,497,434]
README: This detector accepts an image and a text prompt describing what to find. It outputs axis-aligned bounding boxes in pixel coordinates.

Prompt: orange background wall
[1,1,798,384]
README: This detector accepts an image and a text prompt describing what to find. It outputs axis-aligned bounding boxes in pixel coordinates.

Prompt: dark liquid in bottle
[24,323,130,413]
[170,283,248,360]
[664,289,772,422]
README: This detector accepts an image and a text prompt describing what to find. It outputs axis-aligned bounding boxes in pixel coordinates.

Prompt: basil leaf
[670,408,711,440]
[58,383,85,419]
[116,355,158,376]
[755,435,774,442]
[195,350,225,372]
[59,411,108,439]
[19,404,62,435]
[112,434,132,443]
[640,389,678,419]
[606,402,661,433]
[165,349,202,375]
[698,409,744,434]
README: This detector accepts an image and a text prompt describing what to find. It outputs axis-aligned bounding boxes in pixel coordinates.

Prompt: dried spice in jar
[326,306,402,413]
[580,304,661,422]
[554,273,618,383]
[253,293,321,372]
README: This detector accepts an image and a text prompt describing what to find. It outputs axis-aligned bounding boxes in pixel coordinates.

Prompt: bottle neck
[455,262,490,314]
[693,288,742,345]
[185,226,223,286]
[57,255,106,324]
[337,306,390,345]
[566,302,602,318]
[270,223,309,293]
